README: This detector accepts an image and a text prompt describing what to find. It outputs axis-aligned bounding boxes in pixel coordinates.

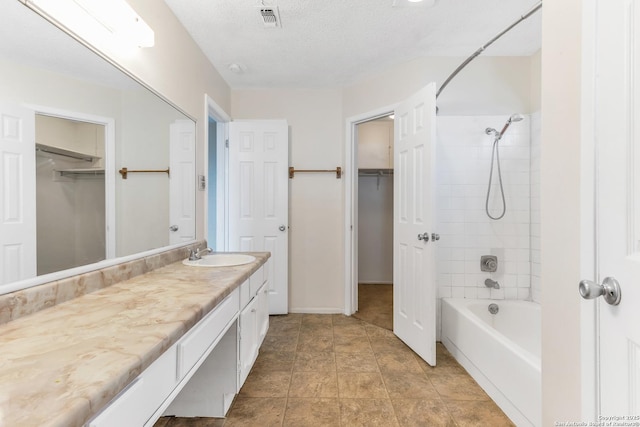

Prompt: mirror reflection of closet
[356,115,394,330]
[35,114,105,275]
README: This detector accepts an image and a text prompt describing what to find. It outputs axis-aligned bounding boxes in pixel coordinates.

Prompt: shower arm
[435,1,542,100]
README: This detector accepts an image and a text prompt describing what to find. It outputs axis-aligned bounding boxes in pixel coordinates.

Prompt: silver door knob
[431,233,440,241]
[279,225,286,231]
[579,277,622,306]
[417,232,429,242]
[169,225,179,232]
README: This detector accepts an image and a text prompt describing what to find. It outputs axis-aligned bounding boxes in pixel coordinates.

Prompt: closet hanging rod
[119,167,170,179]
[289,166,342,179]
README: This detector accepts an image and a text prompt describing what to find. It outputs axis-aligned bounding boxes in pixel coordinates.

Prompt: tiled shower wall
[530,112,541,303]
[436,116,532,301]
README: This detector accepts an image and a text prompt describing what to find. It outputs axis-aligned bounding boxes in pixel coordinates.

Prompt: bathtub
[441,298,541,427]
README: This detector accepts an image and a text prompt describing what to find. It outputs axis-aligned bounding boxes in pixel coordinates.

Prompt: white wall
[357,173,393,284]
[343,56,536,118]
[540,0,584,422]
[231,89,344,313]
[436,115,532,303]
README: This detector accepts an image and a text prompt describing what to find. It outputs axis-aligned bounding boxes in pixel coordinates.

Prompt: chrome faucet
[188,247,213,261]
[484,278,500,289]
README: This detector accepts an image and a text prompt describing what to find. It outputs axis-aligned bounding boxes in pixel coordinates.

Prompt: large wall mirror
[0,2,196,291]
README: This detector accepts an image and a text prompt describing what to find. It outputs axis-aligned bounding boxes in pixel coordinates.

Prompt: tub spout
[484,278,500,289]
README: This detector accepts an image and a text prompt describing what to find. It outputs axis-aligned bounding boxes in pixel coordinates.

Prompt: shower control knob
[579,277,622,306]
[417,232,429,242]
[431,233,440,241]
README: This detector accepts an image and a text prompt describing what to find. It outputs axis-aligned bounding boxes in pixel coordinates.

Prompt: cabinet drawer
[88,346,177,427]
[249,266,264,297]
[177,290,239,379]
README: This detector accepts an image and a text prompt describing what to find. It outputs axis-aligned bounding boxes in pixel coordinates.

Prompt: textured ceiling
[164,0,542,89]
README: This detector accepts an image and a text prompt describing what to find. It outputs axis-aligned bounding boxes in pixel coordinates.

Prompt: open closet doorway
[353,115,394,330]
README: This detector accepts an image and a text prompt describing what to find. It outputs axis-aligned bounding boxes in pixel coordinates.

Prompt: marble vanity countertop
[0,252,270,427]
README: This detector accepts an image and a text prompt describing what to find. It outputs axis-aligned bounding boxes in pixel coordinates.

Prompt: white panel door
[169,120,196,245]
[0,103,36,285]
[228,120,288,314]
[587,0,640,416]
[393,83,437,366]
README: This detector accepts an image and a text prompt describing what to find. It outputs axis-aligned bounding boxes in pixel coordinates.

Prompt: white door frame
[204,94,231,251]
[578,0,599,420]
[29,104,116,259]
[343,104,397,315]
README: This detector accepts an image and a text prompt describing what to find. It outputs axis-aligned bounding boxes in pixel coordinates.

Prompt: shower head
[498,113,524,138]
[509,113,524,123]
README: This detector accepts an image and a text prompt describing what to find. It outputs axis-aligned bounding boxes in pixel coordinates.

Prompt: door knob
[431,233,440,241]
[417,232,429,242]
[279,225,286,231]
[169,225,179,232]
[579,277,622,306]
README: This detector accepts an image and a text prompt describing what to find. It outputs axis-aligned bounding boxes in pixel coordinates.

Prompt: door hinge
[225,139,229,148]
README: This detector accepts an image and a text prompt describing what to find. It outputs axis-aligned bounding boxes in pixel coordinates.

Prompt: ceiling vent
[258,6,281,28]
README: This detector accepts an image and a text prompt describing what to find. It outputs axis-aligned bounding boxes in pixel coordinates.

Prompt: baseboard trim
[288,307,344,314]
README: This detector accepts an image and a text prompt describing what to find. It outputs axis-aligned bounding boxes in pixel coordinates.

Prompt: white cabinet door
[256,282,269,346]
[0,103,36,285]
[238,296,258,388]
[393,83,437,366]
[228,120,289,314]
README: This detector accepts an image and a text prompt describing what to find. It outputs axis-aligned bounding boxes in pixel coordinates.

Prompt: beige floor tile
[364,324,396,339]
[353,284,393,331]
[300,322,334,335]
[261,334,298,352]
[267,321,301,336]
[302,313,333,325]
[153,417,173,427]
[335,352,378,372]
[223,396,286,427]
[418,345,467,376]
[238,371,291,397]
[375,350,424,373]
[270,313,302,324]
[332,323,366,336]
[293,351,336,372]
[339,399,399,426]
[297,334,334,352]
[163,417,224,427]
[283,398,340,427]
[333,335,372,353]
[252,350,295,372]
[445,399,515,426]
[430,374,490,401]
[338,372,388,398]
[391,399,456,427]
[288,371,339,397]
[381,371,441,399]
[331,314,363,325]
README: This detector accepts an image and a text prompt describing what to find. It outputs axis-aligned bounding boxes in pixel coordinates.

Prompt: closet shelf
[36,143,101,162]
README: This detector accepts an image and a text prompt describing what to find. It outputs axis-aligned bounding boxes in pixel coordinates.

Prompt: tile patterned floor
[156,314,514,426]
[352,284,393,331]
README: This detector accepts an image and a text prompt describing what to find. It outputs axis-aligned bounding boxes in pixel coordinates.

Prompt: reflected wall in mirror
[0,1,196,290]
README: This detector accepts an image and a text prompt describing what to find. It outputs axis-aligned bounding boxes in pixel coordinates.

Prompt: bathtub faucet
[484,278,500,289]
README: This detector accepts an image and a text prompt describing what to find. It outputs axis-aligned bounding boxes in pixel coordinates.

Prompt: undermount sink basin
[182,253,256,268]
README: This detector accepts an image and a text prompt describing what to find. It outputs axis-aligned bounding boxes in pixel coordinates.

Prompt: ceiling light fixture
[228,63,246,74]
[392,0,436,7]
[25,0,155,49]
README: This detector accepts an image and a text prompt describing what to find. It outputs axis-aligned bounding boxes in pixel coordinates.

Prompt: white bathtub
[441,298,541,427]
